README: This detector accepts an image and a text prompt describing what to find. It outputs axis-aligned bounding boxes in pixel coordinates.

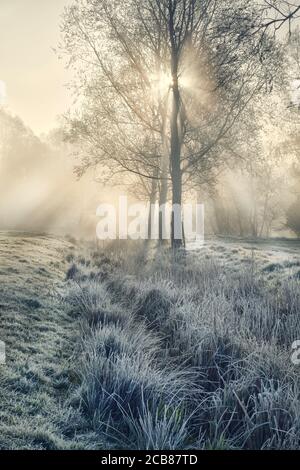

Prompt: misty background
[1,0,300,240]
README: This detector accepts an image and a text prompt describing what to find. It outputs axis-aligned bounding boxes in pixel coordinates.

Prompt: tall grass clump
[64,256,195,449]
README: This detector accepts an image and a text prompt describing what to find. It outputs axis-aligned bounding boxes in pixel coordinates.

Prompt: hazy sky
[0,0,73,135]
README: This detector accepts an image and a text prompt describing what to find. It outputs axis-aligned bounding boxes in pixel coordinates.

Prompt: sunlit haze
[0,0,72,135]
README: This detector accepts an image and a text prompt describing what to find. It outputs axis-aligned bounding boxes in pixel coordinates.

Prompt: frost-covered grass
[64,239,300,450]
[0,234,97,450]
[1,234,300,449]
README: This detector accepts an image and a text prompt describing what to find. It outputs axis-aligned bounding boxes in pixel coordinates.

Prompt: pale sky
[0,0,73,135]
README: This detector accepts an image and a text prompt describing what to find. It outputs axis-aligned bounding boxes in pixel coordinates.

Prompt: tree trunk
[158,77,170,243]
[170,72,183,249]
[148,170,158,240]
[159,155,169,242]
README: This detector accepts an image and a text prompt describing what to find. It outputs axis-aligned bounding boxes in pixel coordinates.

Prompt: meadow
[1,233,300,449]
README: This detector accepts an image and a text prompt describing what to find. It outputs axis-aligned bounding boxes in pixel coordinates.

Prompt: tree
[61,0,282,248]
[0,109,47,183]
[61,0,173,239]
[260,1,300,36]
[286,161,300,236]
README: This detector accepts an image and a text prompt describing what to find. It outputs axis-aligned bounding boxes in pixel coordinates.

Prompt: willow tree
[61,0,282,248]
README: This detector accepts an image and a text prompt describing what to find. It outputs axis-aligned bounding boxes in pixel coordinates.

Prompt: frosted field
[0,233,83,449]
[188,237,300,280]
[0,233,300,449]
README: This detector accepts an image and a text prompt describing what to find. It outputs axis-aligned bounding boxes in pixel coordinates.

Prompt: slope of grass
[0,233,97,450]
